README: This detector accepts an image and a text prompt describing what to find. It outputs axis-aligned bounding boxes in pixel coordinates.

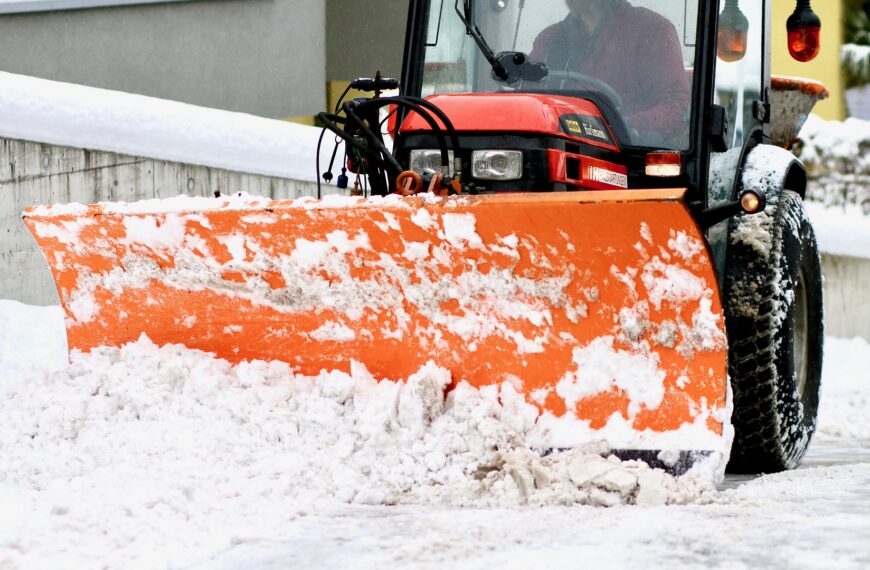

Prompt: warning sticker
[560,114,614,146]
[588,166,628,188]
[581,157,629,189]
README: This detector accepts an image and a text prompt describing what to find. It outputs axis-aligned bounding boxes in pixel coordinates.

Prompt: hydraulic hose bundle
[316,75,462,197]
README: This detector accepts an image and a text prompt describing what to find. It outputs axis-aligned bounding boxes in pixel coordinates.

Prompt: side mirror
[493,52,548,83]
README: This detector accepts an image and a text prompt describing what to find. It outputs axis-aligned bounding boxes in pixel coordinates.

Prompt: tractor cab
[414,0,694,146]
[395,0,819,208]
[397,0,703,194]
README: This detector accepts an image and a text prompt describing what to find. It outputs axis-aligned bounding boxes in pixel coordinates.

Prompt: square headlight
[472,150,523,181]
[409,149,455,177]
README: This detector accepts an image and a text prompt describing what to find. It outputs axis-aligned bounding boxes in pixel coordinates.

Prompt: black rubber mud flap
[725,190,824,473]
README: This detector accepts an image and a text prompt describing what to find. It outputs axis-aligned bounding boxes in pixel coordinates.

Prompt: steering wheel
[545,71,623,110]
[541,70,634,144]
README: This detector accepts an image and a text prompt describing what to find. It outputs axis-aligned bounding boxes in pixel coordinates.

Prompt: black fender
[738,143,808,201]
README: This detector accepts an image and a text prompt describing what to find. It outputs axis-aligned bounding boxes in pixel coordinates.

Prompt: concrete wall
[1,136,317,305]
[326,0,407,82]
[821,253,870,340]
[0,0,325,119]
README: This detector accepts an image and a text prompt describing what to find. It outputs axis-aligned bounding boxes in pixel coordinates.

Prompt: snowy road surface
[190,436,870,570]
[193,460,870,570]
[1,300,869,569]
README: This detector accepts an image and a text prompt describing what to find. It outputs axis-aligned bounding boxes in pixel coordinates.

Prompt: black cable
[392,96,462,177]
[318,95,462,195]
[351,98,452,171]
[315,82,355,199]
[392,96,461,156]
[315,128,326,199]
[340,102,404,174]
[316,112,395,173]
[326,136,341,174]
[379,107,400,168]
[334,83,353,113]
[358,95,461,174]
[338,144,349,189]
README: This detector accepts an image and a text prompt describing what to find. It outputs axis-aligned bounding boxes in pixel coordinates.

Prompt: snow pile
[0,70,333,182]
[797,114,870,213]
[0,334,723,566]
[804,201,870,261]
[0,296,732,566]
[0,337,715,509]
[0,300,67,377]
[815,337,870,440]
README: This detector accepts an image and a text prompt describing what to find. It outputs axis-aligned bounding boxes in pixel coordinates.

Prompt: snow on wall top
[0,71,329,182]
[800,114,870,161]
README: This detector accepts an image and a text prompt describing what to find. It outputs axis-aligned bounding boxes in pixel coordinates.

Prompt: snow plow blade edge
[23,189,729,456]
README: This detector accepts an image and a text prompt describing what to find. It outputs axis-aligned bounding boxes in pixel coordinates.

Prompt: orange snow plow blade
[24,189,728,455]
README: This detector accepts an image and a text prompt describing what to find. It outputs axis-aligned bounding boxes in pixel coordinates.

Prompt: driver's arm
[529,23,562,64]
[625,17,691,137]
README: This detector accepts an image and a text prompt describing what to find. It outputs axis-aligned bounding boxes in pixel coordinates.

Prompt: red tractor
[315,0,826,473]
[25,0,827,475]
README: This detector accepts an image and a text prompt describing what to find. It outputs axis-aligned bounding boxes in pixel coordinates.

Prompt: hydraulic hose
[351,97,454,174]
[316,112,396,174]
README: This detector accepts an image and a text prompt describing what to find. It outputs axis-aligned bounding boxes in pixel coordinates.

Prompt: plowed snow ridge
[1,302,869,568]
[1,337,714,509]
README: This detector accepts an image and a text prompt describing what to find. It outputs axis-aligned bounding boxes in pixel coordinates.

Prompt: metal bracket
[753,93,771,124]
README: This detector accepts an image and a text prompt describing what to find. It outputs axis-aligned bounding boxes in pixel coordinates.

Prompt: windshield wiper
[454,0,547,84]
[455,0,508,81]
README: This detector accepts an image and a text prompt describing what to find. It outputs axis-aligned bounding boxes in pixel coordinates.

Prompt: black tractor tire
[724,190,824,474]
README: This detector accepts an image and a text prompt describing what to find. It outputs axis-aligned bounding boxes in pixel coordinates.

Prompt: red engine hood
[398,93,620,152]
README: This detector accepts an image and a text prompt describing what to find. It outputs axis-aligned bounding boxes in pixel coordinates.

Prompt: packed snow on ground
[0,299,869,569]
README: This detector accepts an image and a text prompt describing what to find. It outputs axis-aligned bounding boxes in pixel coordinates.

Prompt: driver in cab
[530,0,691,145]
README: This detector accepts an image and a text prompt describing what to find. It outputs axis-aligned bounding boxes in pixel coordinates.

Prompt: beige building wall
[771,1,846,120]
[0,1,327,120]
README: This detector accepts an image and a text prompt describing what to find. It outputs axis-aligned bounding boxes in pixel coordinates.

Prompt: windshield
[422,0,700,149]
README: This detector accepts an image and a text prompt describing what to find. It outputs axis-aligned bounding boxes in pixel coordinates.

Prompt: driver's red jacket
[529,0,691,141]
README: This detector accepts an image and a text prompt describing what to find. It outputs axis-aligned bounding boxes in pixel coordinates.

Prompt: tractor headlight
[471,150,523,181]
[409,149,454,177]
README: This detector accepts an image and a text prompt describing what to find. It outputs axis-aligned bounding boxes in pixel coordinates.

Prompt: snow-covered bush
[795,115,870,213]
